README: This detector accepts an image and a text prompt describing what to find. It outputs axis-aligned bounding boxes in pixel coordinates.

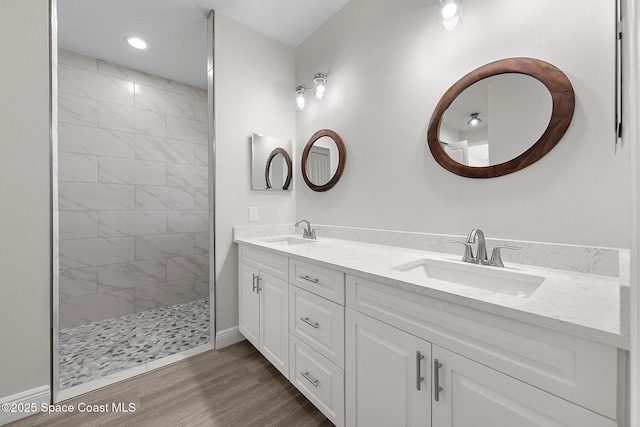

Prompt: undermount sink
[262,236,318,246]
[391,257,545,298]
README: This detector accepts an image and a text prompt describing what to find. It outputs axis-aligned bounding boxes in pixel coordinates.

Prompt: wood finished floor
[9,340,332,427]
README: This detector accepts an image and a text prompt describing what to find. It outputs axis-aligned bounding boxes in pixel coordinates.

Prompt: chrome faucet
[466,228,488,264]
[295,219,317,239]
[451,228,520,267]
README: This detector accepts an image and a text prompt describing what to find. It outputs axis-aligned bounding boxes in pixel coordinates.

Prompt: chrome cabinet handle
[252,274,258,292]
[256,276,262,294]
[300,371,319,387]
[434,359,443,401]
[416,351,425,390]
[300,275,319,283]
[300,317,319,329]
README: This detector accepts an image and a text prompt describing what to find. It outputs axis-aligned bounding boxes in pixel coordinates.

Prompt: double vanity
[234,224,628,427]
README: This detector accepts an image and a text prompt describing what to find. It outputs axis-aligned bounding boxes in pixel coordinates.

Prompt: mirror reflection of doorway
[307,145,331,186]
[442,140,469,165]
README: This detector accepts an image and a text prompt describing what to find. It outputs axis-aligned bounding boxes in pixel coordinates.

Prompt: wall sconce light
[439,0,462,31]
[313,72,327,100]
[295,72,327,111]
[295,85,306,111]
[467,113,482,127]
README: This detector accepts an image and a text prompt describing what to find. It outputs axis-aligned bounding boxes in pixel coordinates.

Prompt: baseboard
[215,326,245,349]
[0,385,50,425]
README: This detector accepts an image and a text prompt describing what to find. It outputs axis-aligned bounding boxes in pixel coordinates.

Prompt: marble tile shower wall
[57,49,209,329]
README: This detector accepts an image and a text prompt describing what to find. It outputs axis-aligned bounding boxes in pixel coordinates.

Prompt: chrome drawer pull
[434,359,443,401]
[300,275,319,283]
[301,371,319,387]
[252,274,258,292]
[416,351,425,390]
[300,317,319,329]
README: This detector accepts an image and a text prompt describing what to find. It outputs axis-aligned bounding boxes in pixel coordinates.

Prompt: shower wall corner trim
[207,9,217,350]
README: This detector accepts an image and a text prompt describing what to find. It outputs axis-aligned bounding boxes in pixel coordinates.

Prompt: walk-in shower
[55,0,212,393]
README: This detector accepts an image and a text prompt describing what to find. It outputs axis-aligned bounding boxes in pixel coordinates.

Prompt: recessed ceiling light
[125,36,148,50]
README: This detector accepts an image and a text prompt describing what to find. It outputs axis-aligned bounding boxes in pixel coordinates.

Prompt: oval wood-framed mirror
[301,129,347,192]
[427,57,575,178]
[264,147,293,190]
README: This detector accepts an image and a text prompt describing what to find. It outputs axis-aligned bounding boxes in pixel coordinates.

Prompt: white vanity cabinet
[346,274,623,427]
[346,308,618,427]
[346,308,616,427]
[238,246,289,378]
[236,240,626,427]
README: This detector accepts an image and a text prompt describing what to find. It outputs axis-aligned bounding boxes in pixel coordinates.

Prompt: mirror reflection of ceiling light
[125,36,148,50]
[467,113,482,127]
[439,0,462,31]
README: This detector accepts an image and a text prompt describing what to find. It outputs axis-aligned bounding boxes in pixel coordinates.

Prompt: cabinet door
[346,309,431,427]
[260,272,289,378]
[238,263,260,349]
[431,345,617,427]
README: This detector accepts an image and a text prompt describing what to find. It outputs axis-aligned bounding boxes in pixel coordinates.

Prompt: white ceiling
[57,0,350,89]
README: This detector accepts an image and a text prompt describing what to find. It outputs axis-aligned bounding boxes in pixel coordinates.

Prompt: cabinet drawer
[290,335,344,427]
[290,286,345,368]
[346,274,619,420]
[238,245,288,281]
[289,259,344,304]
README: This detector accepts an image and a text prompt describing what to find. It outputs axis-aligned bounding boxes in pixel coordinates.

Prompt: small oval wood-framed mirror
[301,129,347,192]
[264,147,292,190]
[427,57,575,178]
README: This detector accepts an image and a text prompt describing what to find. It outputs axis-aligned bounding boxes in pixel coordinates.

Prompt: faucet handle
[450,241,474,263]
[489,245,521,267]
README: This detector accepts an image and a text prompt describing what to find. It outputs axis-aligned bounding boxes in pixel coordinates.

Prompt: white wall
[0,0,51,401]
[295,0,629,248]
[214,14,296,331]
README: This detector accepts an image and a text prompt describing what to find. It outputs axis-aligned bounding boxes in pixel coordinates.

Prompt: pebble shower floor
[59,298,210,389]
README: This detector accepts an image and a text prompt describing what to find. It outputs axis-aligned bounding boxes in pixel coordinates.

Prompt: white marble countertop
[234,234,629,350]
